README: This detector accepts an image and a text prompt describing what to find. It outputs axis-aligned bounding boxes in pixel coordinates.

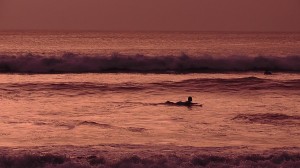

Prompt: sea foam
[1,151,300,168]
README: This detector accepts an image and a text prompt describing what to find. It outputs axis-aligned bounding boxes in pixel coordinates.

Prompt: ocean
[0,31,300,167]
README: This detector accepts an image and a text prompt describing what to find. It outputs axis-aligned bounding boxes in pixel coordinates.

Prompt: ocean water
[0,32,300,167]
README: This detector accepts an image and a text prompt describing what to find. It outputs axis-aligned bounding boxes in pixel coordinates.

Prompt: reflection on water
[0,73,299,150]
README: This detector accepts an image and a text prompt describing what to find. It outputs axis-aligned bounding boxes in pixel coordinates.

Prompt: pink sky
[0,0,299,31]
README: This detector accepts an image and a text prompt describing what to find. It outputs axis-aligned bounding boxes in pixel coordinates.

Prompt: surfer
[264,70,272,75]
[166,96,199,107]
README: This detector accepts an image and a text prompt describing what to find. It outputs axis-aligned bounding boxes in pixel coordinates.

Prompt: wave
[78,121,112,128]
[0,53,300,73]
[1,77,300,96]
[54,121,113,130]
[233,113,300,126]
[1,152,300,168]
[32,120,146,132]
[152,77,300,92]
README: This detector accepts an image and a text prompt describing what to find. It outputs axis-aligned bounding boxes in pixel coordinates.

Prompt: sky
[0,0,299,31]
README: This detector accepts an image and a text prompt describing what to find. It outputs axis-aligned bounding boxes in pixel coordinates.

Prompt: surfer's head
[188,96,192,102]
[264,70,272,75]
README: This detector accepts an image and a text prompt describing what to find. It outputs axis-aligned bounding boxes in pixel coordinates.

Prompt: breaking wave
[1,152,300,168]
[0,53,300,73]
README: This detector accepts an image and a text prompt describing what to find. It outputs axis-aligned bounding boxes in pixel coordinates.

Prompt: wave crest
[0,53,300,73]
[1,152,300,168]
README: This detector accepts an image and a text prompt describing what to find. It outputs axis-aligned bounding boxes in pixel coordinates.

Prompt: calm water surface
[0,31,299,56]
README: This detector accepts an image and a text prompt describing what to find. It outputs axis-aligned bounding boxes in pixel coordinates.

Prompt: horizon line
[0,29,300,33]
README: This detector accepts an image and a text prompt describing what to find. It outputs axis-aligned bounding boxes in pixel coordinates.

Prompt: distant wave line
[1,77,300,94]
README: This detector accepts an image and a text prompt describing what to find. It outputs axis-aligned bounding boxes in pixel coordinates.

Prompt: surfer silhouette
[264,70,272,75]
[166,96,199,107]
